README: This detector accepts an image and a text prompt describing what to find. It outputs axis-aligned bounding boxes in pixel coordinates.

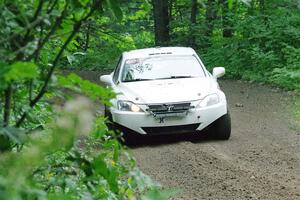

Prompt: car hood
[117,78,214,104]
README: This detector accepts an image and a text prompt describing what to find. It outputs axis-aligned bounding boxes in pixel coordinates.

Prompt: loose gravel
[130,80,300,200]
[73,70,300,200]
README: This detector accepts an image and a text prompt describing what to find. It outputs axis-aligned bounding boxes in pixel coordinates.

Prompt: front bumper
[110,102,227,135]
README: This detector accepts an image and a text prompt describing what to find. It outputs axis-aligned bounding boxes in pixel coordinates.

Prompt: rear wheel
[212,112,231,140]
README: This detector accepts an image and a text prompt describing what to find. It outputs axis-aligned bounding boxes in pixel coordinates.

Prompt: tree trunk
[3,85,12,127]
[221,0,233,38]
[169,0,173,23]
[205,0,216,38]
[259,0,265,13]
[152,0,170,46]
[84,20,91,52]
[189,0,197,49]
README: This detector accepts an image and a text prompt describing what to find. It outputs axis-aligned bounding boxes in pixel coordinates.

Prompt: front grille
[147,102,192,116]
[142,123,200,135]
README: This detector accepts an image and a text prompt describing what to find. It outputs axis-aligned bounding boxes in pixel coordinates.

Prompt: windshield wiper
[123,78,153,82]
[156,75,193,80]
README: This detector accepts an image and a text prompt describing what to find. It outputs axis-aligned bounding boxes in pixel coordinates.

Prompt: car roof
[123,47,196,59]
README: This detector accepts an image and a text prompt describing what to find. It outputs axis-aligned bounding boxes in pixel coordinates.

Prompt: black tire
[122,130,139,146]
[212,112,231,140]
[104,106,116,131]
[104,107,137,145]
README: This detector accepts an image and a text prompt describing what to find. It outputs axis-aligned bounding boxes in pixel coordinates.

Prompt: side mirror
[212,67,225,78]
[100,75,112,85]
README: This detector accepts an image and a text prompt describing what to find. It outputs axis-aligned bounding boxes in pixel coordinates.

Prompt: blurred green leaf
[228,0,234,10]
[5,62,38,82]
[57,73,115,106]
[141,188,178,200]
[0,126,26,151]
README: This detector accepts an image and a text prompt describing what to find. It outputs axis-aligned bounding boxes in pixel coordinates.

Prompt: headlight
[117,100,142,112]
[198,94,219,108]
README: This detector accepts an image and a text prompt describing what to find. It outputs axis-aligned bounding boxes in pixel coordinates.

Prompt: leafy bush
[0,1,175,199]
[270,68,300,90]
[0,96,176,200]
[0,0,129,149]
[60,1,155,72]
[0,73,176,199]
[200,1,300,90]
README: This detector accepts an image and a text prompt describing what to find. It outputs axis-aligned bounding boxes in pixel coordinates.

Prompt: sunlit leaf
[228,0,234,9]
[5,62,38,81]
[240,0,251,6]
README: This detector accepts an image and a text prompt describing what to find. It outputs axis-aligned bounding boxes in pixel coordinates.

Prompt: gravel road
[129,80,300,200]
[72,70,300,200]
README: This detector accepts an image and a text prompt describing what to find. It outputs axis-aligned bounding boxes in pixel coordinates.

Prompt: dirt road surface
[130,80,300,200]
[74,70,300,200]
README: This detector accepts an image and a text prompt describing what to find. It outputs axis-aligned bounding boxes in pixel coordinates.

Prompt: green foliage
[0,126,26,151]
[0,0,128,132]
[0,97,175,199]
[106,0,123,21]
[200,1,300,90]
[141,188,178,200]
[5,62,38,82]
[270,68,300,90]
[1,0,299,199]
[61,1,154,71]
[0,1,174,200]
[57,73,115,105]
[296,101,300,121]
[63,35,136,71]
[0,61,10,90]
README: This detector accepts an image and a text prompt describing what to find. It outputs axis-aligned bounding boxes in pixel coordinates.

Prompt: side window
[113,56,122,84]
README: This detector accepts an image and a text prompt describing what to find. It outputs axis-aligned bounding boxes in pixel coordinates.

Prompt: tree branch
[0,17,44,47]
[28,80,33,102]
[3,85,12,127]
[23,0,45,45]
[15,1,98,127]
[32,22,82,106]
[47,0,58,14]
[26,2,69,61]
[16,22,82,127]
[33,0,45,20]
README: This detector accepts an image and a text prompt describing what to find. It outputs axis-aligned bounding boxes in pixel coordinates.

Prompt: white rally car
[100,47,231,140]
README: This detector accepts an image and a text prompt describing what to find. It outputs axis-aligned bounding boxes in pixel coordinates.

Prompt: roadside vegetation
[0,0,299,199]
[61,0,300,90]
[0,0,175,199]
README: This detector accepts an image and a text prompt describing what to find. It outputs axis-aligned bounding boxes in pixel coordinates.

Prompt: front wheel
[104,106,116,131]
[122,130,139,146]
[104,107,137,145]
[212,112,231,140]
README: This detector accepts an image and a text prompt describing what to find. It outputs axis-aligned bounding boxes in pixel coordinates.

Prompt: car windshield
[121,55,205,82]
